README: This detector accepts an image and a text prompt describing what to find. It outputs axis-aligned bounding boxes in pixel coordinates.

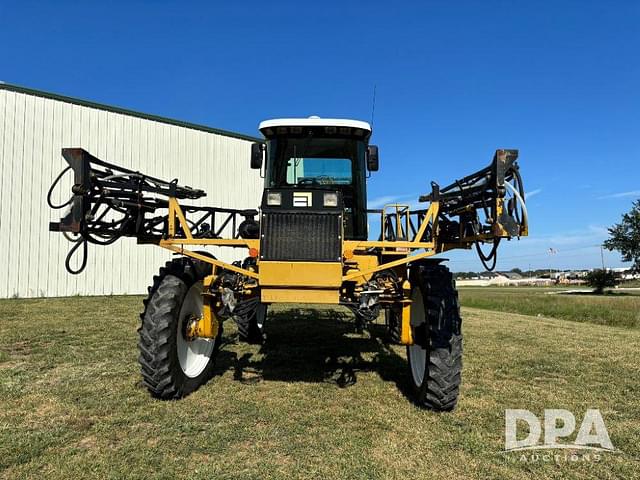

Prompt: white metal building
[0,83,263,298]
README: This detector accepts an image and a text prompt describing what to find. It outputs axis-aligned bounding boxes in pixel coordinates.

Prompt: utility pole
[600,244,606,270]
[548,248,557,283]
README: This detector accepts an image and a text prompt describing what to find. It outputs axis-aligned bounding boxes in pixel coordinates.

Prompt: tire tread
[409,263,463,411]
[137,257,219,400]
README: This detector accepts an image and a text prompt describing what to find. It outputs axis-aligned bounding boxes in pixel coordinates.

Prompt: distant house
[499,271,524,280]
[488,273,511,285]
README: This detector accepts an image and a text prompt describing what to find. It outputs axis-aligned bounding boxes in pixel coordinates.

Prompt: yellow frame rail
[159,195,517,285]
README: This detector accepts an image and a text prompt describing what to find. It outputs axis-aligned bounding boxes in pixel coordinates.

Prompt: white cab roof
[259,117,372,132]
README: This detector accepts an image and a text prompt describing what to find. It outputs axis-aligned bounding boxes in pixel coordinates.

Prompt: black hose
[47,166,73,209]
[84,233,123,246]
[506,167,525,226]
[62,231,82,243]
[475,238,500,271]
[65,237,88,274]
[513,167,525,199]
[83,217,130,245]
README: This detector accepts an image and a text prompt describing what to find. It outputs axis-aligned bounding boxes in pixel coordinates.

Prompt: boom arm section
[49,148,259,273]
[367,149,528,270]
[423,148,526,237]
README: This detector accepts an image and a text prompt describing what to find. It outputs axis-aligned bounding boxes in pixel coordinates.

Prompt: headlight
[266,192,281,206]
[323,192,338,207]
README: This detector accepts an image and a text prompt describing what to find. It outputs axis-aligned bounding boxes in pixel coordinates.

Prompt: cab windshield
[288,157,352,186]
[266,136,365,188]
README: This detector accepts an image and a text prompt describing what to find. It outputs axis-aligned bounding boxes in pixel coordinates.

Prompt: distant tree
[586,269,618,294]
[455,271,478,279]
[510,268,523,274]
[604,200,640,272]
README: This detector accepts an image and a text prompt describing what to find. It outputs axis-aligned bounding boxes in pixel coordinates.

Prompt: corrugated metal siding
[0,89,262,298]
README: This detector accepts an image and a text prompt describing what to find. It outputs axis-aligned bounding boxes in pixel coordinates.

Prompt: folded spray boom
[425,149,527,269]
[48,148,258,273]
[49,148,527,275]
[370,149,528,270]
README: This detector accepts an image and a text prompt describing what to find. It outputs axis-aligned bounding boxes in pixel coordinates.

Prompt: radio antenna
[370,84,377,129]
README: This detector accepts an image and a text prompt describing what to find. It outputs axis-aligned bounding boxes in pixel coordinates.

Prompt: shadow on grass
[214,307,412,399]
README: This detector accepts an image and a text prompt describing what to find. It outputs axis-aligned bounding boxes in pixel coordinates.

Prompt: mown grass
[459,287,640,328]
[1,296,639,479]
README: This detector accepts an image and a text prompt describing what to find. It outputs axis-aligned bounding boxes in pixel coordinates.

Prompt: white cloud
[367,194,417,209]
[367,196,397,208]
[525,188,542,200]
[597,190,640,200]
[445,224,624,271]
[587,224,609,236]
[510,225,609,248]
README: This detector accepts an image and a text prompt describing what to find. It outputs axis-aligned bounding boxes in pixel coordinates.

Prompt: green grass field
[1,296,639,479]
[458,286,640,328]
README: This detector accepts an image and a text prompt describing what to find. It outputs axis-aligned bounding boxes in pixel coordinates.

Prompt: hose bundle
[48,148,256,275]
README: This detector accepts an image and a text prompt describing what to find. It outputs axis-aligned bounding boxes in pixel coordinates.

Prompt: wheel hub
[183,314,200,341]
[177,282,216,378]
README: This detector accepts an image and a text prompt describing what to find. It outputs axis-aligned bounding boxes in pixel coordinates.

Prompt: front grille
[261,212,341,261]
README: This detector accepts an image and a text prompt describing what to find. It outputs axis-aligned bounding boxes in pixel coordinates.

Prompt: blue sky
[1,1,638,271]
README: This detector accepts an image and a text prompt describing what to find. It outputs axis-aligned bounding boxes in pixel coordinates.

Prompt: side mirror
[367,145,379,171]
[251,143,264,169]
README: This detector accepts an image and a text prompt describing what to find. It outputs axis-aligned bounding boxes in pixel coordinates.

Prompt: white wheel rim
[177,282,215,378]
[409,287,427,387]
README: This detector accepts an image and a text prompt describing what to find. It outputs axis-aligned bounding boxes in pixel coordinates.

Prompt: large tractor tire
[138,257,222,399]
[233,297,267,344]
[384,307,401,344]
[407,263,462,411]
